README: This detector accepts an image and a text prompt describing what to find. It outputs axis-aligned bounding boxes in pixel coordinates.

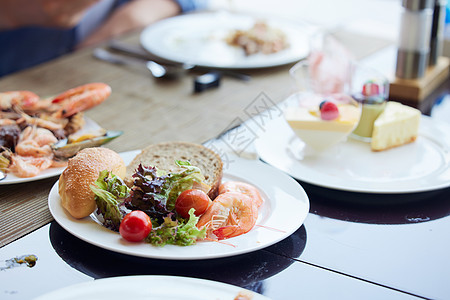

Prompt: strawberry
[362,81,380,96]
[319,101,339,120]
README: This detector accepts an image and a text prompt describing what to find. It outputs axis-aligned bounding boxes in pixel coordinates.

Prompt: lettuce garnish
[90,170,130,231]
[90,161,207,246]
[125,160,205,221]
[146,208,206,246]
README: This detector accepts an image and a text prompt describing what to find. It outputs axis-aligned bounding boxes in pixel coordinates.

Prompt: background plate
[34,275,270,300]
[140,12,310,69]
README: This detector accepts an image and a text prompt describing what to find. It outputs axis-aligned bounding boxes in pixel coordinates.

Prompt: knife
[93,48,188,78]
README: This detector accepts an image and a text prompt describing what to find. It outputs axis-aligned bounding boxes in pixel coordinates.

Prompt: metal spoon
[93,48,191,78]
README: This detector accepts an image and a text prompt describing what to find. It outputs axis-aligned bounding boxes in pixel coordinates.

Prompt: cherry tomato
[175,189,211,219]
[119,210,152,242]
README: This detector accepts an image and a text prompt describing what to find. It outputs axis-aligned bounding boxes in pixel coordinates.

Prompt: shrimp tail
[213,225,241,240]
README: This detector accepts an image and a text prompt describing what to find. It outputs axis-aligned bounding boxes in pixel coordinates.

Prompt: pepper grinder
[396,0,434,79]
[429,0,448,66]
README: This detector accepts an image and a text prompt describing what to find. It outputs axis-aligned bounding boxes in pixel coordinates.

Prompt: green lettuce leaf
[164,160,205,211]
[146,208,206,246]
[127,160,206,220]
[90,170,130,231]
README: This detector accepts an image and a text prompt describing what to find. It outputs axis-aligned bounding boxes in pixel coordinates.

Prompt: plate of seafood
[0,83,122,185]
[48,150,310,260]
[140,12,311,69]
[34,275,271,300]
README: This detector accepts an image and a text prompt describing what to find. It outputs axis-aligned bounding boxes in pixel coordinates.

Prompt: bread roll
[59,147,126,219]
[125,142,223,199]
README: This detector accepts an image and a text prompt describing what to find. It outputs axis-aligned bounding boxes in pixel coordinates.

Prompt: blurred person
[0,0,206,77]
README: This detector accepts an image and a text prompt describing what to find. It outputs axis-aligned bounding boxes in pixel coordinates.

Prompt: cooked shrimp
[51,83,111,118]
[197,192,258,240]
[9,155,53,178]
[19,126,57,145]
[17,113,65,131]
[15,126,57,157]
[15,140,53,157]
[0,91,39,110]
[219,181,263,208]
[51,159,68,168]
[32,128,58,146]
[9,126,57,177]
[0,119,16,126]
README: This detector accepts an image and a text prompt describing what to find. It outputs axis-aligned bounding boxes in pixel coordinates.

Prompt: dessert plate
[254,115,450,194]
[0,117,104,185]
[140,12,310,69]
[34,275,270,300]
[49,150,309,260]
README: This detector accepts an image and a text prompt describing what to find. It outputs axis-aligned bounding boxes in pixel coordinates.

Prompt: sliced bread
[126,142,223,199]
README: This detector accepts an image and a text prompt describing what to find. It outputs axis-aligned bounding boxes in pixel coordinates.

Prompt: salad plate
[140,12,310,69]
[48,150,309,260]
[0,117,106,185]
[34,275,270,300]
[254,114,450,194]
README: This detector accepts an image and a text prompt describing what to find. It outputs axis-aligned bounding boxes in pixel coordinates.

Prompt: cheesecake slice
[371,102,421,151]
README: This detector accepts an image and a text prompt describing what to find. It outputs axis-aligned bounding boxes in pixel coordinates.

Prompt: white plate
[140,12,310,69]
[49,150,309,260]
[254,114,450,194]
[0,165,66,185]
[0,117,103,185]
[34,275,271,300]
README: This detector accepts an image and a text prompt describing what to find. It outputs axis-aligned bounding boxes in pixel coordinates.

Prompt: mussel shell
[52,130,123,159]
